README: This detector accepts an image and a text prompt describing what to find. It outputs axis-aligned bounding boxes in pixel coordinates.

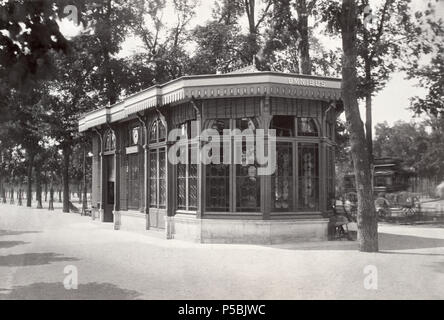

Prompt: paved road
[0,203,444,299]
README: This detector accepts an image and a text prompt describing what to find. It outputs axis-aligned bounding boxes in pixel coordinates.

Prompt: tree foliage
[374,118,444,179]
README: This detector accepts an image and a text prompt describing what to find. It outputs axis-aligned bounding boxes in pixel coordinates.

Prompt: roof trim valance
[79,71,342,132]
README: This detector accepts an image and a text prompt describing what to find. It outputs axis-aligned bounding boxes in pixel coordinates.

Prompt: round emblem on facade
[132,127,139,145]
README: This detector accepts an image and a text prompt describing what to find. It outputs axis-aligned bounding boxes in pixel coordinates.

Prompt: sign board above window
[126,145,140,155]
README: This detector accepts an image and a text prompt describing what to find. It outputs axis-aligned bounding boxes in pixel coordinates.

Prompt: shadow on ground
[428,261,444,274]
[0,253,78,267]
[0,230,41,237]
[0,282,141,300]
[0,241,28,249]
[379,233,444,251]
[270,233,444,253]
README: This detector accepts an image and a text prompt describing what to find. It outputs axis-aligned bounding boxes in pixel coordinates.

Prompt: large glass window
[205,119,230,212]
[149,150,157,207]
[204,118,262,213]
[177,121,198,211]
[269,116,322,213]
[298,143,319,211]
[149,119,167,209]
[272,142,293,212]
[127,153,140,210]
[159,150,166,207]
[127,125,142,210]
[235,118,260,212]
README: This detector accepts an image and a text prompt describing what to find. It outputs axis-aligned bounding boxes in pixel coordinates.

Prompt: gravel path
[0,203,443,299]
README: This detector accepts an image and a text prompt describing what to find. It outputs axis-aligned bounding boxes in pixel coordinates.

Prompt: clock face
[132,127,139,145]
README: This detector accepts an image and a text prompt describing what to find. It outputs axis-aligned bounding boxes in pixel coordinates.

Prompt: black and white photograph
[0,0,443,304]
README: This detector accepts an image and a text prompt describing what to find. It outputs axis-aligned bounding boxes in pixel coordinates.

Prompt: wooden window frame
[149,119,167,209]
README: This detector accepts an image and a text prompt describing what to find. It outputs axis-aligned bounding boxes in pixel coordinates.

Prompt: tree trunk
[2,185,5,203]
[341,0,378,252]
[10,187,14,204]
[362,0,373,166]
[244,0,260,60]
[295,0,311,75]
[78,183,82,204]
[18,187,22,206]
[44,172,48,202]
[102,0,118,106]
[49,184,54,211]
[365,92,374,193]
[36,167,43,209]
[365,94,373,163]
[62,145,71,213]
[26,153,34,207]
[58,189,62,203]
[246,0,256,34]
[0,176,5,203]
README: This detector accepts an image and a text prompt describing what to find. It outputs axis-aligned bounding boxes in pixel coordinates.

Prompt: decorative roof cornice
[79,71,342,132]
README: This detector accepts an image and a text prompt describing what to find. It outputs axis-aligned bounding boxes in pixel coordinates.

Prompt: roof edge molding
[79,71,342,132]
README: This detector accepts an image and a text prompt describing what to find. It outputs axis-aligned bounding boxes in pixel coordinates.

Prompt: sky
[59,0,444,129]
[366,0,444,127]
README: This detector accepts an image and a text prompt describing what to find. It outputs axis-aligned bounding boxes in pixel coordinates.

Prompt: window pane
[159,149,166,208]
[128,154,140,210]
[235,118,257,132]
[272,143,293,212]
[177,163,187,210]
[188,174,198,210]
[150,121,157,144]
[235,121,260,212]
[270,116,294,137]
[298,143,319,211]
[158,120,166,142]
[236,164,260,212]
[188,144,198,210]
[205,121,229,212]
[210,119,229,135]
[298,118,318,137]
[149,150,157,207]
[206,164,230,212]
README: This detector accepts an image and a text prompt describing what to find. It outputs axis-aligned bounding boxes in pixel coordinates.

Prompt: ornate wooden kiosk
[79,70,342,244]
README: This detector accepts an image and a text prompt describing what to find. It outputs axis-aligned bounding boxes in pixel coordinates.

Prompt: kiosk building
[79,70,342,244]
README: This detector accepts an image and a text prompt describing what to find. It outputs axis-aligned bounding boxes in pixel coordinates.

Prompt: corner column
[97,130,106,222]
[137,113,150,230]
[319,138,327,215]
[113,127,121,230]
[261,95,272,220]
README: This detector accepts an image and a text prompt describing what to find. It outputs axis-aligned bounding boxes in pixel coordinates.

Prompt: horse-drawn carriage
[340,191,421,222]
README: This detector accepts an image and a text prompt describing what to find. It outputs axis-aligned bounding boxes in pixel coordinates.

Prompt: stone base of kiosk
[166,214,329,244]
[113,211,151,232]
